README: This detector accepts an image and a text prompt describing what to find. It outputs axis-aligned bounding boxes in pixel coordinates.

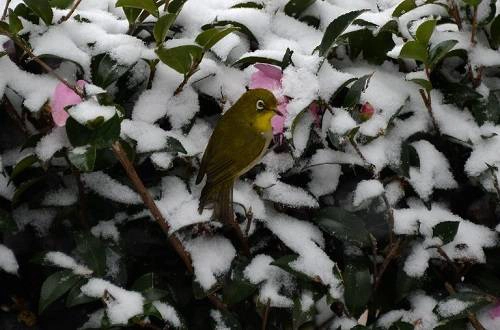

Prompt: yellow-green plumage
[196,89,278,224]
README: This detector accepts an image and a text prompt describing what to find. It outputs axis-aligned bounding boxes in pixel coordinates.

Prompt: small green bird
[196,88,280,224]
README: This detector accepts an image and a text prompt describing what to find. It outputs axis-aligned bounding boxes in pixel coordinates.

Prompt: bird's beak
[273,108,283,116]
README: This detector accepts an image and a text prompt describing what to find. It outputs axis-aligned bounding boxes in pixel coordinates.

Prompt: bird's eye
[256,99,265,111]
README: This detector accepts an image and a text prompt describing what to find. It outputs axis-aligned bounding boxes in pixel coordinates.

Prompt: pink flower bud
[360,102,375,121]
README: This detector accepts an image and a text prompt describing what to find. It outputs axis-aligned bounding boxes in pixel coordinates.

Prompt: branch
[448,0,462,30]
[419,89,440,134]
[261,298,271,330]
[174,56,203,96]
[1,0,11,21]
[444,282,486,330]
[373,238,401,291]
[0,29,84,97]
[58,0,83,24]
[111,142,227,310]
[470,5,478,45]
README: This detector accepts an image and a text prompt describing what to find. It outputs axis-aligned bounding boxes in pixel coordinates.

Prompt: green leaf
[463,0,482,6]
[195,25,239,50]
[202,20,259,50]
[156,45,203,75]
[281,47,294,70]
[74,232,107,276]
[491,14,500,48]
[23,0,53,25]
[66,279,98,307]
[415,19,436,45]
[343,260,372,317]
[49,0,74,9]
[13,176,46,206]
[123,7,141,24]
[399,142,419,177]
[389,321,415,330]
[91,53,133,88]
[284,0,316,18]
[39,270,80,314]
[164,136,187,154]
[231,2,264,9]
[231,56,282,69]
[8,9,23,34]
[428,40,458,69]
[116,0,159,18]
[131,272,169,302]
[392,0,416,17]
[313,207,371,247]
[409,78,432,92]
[434,291,492,321]
[315,10,367,57]
[435,319,468,330]
[67,145,97,172]
[399,40,428,63]
[0,209,17,233]
[154,13,177,45]
[10,154,38,180]
[343,74,372,108]
[223,258,258,306]
[66,114,121,148]
[167,0,187,13]
[433,221,459,245]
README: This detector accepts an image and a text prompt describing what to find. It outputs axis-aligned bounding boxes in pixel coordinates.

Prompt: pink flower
[249,64,288,136]
[50,80,86,127]
[489,302,500,319]
[308,101,323,127]
[360,102,375,121]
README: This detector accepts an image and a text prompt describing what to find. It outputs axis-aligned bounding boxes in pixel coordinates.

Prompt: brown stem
[444,282,486,330]
[471,5,478,45]
[1,0,11,21]
[228,214,250,256]
[1,96,28,136]
[244,207,253,237]
[0,29,84,98]
[488,166,500,201]
[111,141,193,272]
[419,89,439,134]
[174,56,203,96]
[58,0,83,23]
[448,0,462,30]
[373,239,402,291]
[261,298,271,330]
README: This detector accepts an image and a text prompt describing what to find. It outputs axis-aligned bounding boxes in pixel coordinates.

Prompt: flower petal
[50,80,86,127]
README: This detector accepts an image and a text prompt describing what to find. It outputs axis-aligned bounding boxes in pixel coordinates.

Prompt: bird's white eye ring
[256,99,265,111]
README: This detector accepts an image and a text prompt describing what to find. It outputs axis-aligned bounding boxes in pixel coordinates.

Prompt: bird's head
[236,88,281,133]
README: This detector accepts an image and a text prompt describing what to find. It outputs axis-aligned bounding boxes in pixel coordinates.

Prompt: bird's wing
[197,117,268,186]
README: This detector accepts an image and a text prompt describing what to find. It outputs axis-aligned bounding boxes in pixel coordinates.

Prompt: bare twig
[111,142,227,310]
[261,299,271,330]
[373,239,402,291]
[112,141,193,272]
[174,56,203,95]
[419,89,440,134]
[444,282,486,330]
[58,0,83,24]
[448,0,462,30]
[488,166,500,201]
[244,207,253,237]
[470,5,478,45]
[1,0,11,21]
[1,96,28,136]
[0,28,84,97]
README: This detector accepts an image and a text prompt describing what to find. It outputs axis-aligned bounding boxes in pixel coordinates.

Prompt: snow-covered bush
[1,0,500,328]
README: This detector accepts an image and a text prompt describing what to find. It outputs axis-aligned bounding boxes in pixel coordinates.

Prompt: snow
[0,244,19,275]
[408,140,458,201]
[68,100,116,124]
[156,176,212,233]
[329,108,357,135]
[44,251,93,276]
[377,293,438,330]
[184,236,236,290]
[152,301,181,328]
[244,254,294,307]
[36,127,70,162]
[91,221,120,243]
[262,180,319,208]
[81,171,141,204]
[81,278,144,325]
[352,180,384,207]
[436,298,471,318]
[13,205,57,236]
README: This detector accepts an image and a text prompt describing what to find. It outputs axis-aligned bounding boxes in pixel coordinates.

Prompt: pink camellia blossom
[249,64,288,136]
[489,302,500,319]
[360,102,375,121]
[50,80,87,127]
[249,64,324,139]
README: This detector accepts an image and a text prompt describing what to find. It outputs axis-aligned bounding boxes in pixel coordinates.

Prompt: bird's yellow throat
[253,111,276,133]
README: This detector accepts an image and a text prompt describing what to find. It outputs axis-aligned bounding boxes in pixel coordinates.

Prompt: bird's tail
[198,180,234,225]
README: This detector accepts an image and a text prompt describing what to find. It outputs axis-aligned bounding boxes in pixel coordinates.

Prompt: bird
[196,88,280,225]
